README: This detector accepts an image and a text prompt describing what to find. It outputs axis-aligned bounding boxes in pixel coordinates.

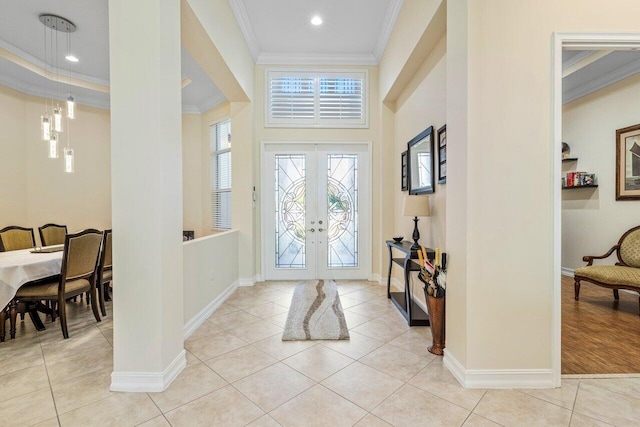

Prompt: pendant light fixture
[39,14,77,172]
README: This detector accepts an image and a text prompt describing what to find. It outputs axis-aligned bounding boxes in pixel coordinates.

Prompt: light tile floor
[1,281,640,426]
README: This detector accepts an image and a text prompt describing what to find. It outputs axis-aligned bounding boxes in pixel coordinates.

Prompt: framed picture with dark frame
[401,150,408,191]
[616,123,640,200]
[408,126,435,195]
[437,125,447,184]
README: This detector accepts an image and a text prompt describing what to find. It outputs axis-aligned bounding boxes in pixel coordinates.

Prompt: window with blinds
[211,120,231,230]
[266,70,368,128]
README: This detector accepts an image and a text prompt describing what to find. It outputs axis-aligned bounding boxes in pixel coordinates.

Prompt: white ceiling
[4,1,639,113]
[0,0,402,111]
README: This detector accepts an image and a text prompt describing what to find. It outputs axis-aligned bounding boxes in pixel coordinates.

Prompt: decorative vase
[426,294,445,355]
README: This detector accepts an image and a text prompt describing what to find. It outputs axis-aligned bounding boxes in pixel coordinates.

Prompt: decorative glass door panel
[263,143,370,280]
[275,155,307,269]
[325,154,358,268]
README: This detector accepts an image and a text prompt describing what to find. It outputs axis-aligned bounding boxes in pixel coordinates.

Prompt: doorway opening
[553,33,640,380]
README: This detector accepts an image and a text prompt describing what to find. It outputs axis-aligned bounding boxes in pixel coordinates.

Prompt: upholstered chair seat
[574,225,640,314]
[16,278,90,299]
[13,229,103,339]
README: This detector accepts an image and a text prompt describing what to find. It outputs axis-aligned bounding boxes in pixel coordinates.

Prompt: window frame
[210,119,232,231]
[265,69,369,129]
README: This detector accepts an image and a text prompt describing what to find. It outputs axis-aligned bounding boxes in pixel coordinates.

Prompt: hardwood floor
[562,275,640,374]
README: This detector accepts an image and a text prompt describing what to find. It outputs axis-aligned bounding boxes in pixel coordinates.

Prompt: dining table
[0,245,63,332]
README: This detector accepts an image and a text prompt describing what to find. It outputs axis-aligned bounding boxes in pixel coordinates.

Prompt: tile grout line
[39,336,62,426]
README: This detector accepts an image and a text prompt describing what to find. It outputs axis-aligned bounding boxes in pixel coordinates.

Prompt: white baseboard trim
[371,274,382,284]
[110,349,186,392]
[561,267,574,277]
[239,275,259,286]
[443,350,555,389]
[183,279,239,339]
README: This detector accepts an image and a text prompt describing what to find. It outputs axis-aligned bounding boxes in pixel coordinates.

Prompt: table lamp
[402,195,431,250]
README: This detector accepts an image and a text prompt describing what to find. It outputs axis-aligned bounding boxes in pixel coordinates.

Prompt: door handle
[318,228,325,232]
[307,228,315,233]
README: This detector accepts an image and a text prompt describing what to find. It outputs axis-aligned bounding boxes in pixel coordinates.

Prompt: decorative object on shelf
[401,150,408,191]
[563,172,597,189]
[182,230,195,241]
[392,236,404,243]
[562,142,571,159]
[417,246,446,355]
[39,14,77,173]
[616,124,640,200]
[437,125,447,184]
[408,126,435,194]
[402,195,430,250]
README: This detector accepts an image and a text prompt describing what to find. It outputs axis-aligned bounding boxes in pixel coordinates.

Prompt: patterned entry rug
[282,280,350,341]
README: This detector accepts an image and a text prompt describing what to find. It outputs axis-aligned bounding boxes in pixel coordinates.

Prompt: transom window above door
[266,70,368,128]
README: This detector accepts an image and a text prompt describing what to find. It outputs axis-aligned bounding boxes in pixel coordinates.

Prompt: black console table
[386,240,435,326]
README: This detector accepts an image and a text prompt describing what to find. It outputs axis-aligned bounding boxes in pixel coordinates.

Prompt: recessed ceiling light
[65,55,79,62]
[310,16,323,26]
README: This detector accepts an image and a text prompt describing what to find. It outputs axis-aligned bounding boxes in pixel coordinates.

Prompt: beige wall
[562,73,640,269]
[446,0,640,372]
[0,84,207,242]
[393,36,447,308]
[0,84,27,226]
[252,65,381,279]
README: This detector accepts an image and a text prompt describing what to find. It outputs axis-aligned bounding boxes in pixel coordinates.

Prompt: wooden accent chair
[0,226,35,252]
[96,230,112,317]
[38,223,68,246]
[574,225,640,314]
[14,229,103,338]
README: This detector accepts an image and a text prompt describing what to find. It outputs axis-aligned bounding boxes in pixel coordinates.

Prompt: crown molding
[257,52,377,66]
[228,0,260,62]
[373,0,404,62]
[0,39,111,88]
[562,50,594,70]
[0,73,111,110]
[563,55,640,104]
[196,93,227,113]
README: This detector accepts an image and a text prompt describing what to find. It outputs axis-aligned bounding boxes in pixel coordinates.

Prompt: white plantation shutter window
[211,120,232,230]
[266,70,368,128]
[318,75,364,123]
[269,75,315,124]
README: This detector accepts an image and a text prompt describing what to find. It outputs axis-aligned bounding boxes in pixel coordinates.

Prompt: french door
[262,142,370,280]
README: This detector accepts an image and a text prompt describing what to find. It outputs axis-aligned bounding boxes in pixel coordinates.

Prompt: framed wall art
[401,150,408,191]
[437,125,447,184]
[408,126,435,195]
[616,124,640,200]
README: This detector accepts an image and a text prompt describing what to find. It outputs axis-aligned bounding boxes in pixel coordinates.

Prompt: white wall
[562,73,640,269]
[183,230,239,330]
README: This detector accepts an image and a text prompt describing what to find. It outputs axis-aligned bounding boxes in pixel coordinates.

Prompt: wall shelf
[562,185,598,190]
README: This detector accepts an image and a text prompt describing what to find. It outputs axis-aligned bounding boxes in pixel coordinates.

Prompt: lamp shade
[403,195,430,217]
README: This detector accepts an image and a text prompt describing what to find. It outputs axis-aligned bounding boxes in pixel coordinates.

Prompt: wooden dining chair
[38,223,68,246]
[14,229,103,338]
[0,226,35,252]
[96,230,112,317]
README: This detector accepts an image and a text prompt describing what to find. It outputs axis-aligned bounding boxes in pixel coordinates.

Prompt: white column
[108,0,185,392]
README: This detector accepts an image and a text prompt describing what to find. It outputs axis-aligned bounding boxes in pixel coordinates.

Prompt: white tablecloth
[0,248,63,309]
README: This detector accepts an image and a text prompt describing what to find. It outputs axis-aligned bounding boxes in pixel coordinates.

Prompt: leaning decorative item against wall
[616,124,640,200]
[417,246,446,355]
[437,125,447,184]
[408,126,435,194]
[401,150,408,191]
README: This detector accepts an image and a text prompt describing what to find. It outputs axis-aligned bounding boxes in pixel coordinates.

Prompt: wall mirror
[408,126,435,194]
